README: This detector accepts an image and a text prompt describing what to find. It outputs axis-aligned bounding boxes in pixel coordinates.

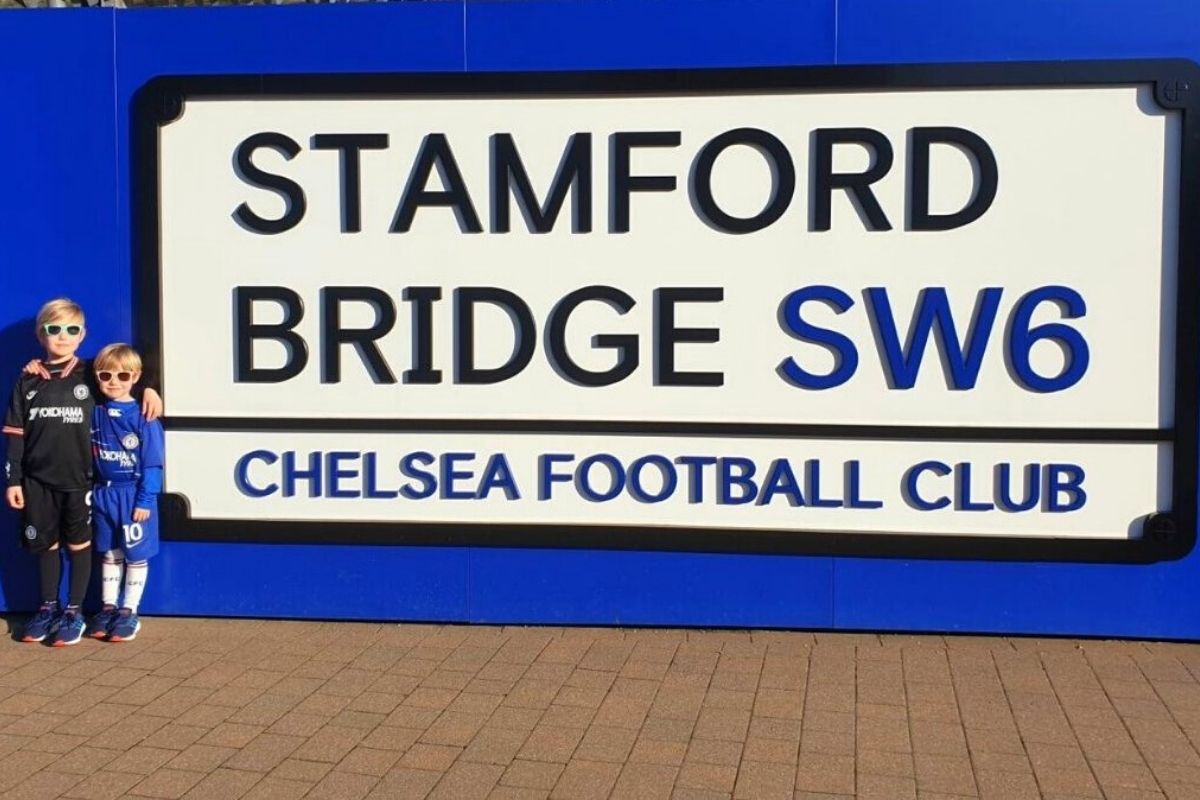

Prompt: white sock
[101,550,124,607]
[123,561,148,613]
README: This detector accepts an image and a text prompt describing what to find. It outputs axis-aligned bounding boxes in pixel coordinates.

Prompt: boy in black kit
[3,299,161,645]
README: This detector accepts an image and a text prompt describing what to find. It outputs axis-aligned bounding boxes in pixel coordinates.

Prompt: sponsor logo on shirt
[28,407,85,423]
[98,449,137,468]
[25,391,35,400]
[107,408,122,417]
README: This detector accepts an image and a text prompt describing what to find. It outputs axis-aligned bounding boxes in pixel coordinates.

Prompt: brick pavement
[0,618,1199,799]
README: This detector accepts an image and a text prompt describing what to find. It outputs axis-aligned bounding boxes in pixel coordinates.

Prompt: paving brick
[856,773,916,800]
[795,752,854,794]
[180,767,263,800]
[676,762,738,793]
[128,767,206,798]
[306,770,379,799]
[428,760,504,798]
[61,770,142,800]
[516,725,585,763]
[501,759,564,789]
[610,762,677,800]
[399,743,464,771]
[732,760,793,799]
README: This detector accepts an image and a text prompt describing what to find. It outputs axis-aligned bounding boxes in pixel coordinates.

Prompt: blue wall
[1,0,1197,637]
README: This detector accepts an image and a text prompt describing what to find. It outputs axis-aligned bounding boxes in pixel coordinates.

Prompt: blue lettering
[399,451,437,499]
[846,460,883,509]
[955,462,994,511]
[539,453,575,500]
[234,450,278,498]
[1009,286,1090,392]
[628,455,677,503]
[758,458,804,506]
[326,451,359,499]
[675,455,717,503]
[718,457,757,505]
[1046,463,1087,512]
[904,460,952,510]
[282,451,321,498]
[867,286,1002,390]
[440,452,476,499]
[996,463,1039,512]
[577,454,625,502]
[807,459,841,508]
[778,286,859,389]
[477,454,520,500]
[363,452,398,499]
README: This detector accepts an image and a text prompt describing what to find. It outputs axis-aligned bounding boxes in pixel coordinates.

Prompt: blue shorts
[91,483,159,560]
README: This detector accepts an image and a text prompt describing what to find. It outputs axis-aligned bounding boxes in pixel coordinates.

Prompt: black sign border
[133,60,1200,563]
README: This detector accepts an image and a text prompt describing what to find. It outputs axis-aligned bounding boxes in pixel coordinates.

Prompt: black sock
[38,550,61,605]
[67,548,91,608]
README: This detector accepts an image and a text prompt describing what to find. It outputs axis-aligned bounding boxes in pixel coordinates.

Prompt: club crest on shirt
[73,385,89,400]
[122,433,139,450]
[23,526,36,541]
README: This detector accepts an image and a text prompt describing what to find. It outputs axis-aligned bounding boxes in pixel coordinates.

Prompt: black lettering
[234,286,308,382]
[319,287,398,384]
[233,133,307,235]
[403,286,442,384]
[812,128,893,231]
[492,133,592,233]
[391,134,483,233]
[454,287,535,384]
[692,128,796,233]
[611,131,680,233]
[311,133,389,233]
[654,287,723,386]
[546,286,638,387]
[909,127,999,231]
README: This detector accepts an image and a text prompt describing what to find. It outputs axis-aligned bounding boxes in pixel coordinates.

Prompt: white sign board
[137,65,1198,557]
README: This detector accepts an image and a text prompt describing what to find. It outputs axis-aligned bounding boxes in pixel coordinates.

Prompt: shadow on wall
[0,317,41,612]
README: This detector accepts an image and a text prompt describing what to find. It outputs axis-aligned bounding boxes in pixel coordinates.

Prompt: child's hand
[5,486,23,510]
[22,360,48,379]
[141,388,163,422]
[132,507,151,523]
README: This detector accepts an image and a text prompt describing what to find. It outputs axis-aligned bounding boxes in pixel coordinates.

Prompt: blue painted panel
[145,542,470,620]
[0,0,1197,637]
[832,558,1189,640]
[469,548,833,628]
[0,11,122,612]
[837,0,1200,63]
[465,0,835,70]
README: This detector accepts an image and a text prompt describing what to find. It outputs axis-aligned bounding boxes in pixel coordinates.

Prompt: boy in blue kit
[88,344,164,642]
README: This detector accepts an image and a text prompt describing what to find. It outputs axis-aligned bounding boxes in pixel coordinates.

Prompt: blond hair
[94,343,143,374]
[35,298,85,333]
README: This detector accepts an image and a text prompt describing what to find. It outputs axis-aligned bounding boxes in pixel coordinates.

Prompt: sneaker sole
[108,631,138,643]
[20,634,45,643]
[51,636,82,647]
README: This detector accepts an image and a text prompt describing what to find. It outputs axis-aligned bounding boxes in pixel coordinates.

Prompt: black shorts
[20,478,90,553]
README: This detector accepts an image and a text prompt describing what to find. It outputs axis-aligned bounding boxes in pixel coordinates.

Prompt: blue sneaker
[90,605,119,640]
[50,607,85,647]
[109,609,141,643]
[21,601,60,643]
